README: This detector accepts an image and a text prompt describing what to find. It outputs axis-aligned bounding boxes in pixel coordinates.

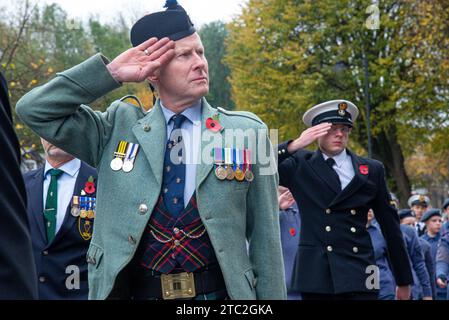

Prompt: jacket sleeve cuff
[57,53,122,99]
[278,140,293,163]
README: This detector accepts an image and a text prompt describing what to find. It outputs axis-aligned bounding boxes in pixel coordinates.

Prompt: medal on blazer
[235,149,245,182]
[122,142,140,173]
[244,149,254,182]
[71,196,80,217]
[79,197,88,219]
[224,148,235,180]
[86,197,95,219]
[110,141,128,171]
[214,147,227,180]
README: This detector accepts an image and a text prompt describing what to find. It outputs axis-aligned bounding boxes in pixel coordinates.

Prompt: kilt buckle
[161,272,196,300]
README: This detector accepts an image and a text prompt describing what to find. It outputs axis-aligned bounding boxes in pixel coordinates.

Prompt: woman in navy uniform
[277,100,413,300]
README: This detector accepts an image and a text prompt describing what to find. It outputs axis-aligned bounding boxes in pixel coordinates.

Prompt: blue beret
[130,1,196,47]
[421,209,442,223]
[398,209,414,220]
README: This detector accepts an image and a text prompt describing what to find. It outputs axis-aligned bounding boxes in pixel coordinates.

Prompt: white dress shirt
[160,100,202,206]
[322,149,355,190]
[43,158,81,233]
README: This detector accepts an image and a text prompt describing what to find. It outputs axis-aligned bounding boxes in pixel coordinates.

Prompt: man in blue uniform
[23,139,97,299]
[420,209,444,299]
[0,72,38,299]
[367,210,395,300]
[408,195,430,237]
[277,100,412,300]
[278,186,301,300]
[436,230,449,299]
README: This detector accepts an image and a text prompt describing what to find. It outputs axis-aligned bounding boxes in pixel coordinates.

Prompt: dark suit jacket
[24,161,97,299]
[278,142,413,294]
[0,72,38,299]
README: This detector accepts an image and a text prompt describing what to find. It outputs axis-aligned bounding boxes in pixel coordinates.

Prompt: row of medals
[215,164,254,182]
[71,200,95,219]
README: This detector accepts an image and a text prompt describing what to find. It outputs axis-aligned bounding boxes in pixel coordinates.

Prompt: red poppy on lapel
[289,227,296,237]
[84,176,96,194]
[359,165,369,175]
[206,115,222,133]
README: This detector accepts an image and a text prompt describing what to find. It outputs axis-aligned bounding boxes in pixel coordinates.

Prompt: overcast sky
[33,0,248,27]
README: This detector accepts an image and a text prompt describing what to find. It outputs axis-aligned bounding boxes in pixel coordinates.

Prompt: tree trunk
[371,127,411,208]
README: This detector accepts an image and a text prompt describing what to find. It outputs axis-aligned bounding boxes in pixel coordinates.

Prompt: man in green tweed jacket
[16,1,285,300]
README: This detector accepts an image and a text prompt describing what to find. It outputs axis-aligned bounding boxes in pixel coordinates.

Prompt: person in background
[23,139,97,299]
[398,209,432,300]
[278,186,301,300]
[420,209,444,299]
[408,195,430,237]
[436,230,449,300]
[367,209,395,300]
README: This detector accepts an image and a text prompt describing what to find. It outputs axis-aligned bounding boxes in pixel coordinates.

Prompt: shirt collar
[44,158,81,178]
[322,149,348,168]
[160,100,202,126]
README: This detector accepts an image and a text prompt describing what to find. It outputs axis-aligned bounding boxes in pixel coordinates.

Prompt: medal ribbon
[224,148,232,167]
[125,143,139,163]
[115,141,128,158]
[214,147,223,168]
[244,149,252,172]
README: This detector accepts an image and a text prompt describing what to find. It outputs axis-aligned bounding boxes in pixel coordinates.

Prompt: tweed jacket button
[143,124,151,132]
[139,204,148,215]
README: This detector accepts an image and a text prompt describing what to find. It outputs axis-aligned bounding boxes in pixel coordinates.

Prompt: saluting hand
[107,37,175,83]
[287,122,332,154]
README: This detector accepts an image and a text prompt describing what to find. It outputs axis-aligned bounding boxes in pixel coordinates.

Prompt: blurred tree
[226,0,449,206]
[0,1,149,154]
[199,21,235,110]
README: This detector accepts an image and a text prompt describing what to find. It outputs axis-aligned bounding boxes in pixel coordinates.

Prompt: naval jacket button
[327,246,333,252]
[42,250,49,256]
[351,227,356,233]
[325,226,331,232]
[353,247,359,253]
[351,209,356,215]
[326,209,331,214]
[39,276,46,283]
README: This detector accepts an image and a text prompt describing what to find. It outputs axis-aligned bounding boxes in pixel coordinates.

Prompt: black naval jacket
[0,72,38,299]
[278,142,413,294]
